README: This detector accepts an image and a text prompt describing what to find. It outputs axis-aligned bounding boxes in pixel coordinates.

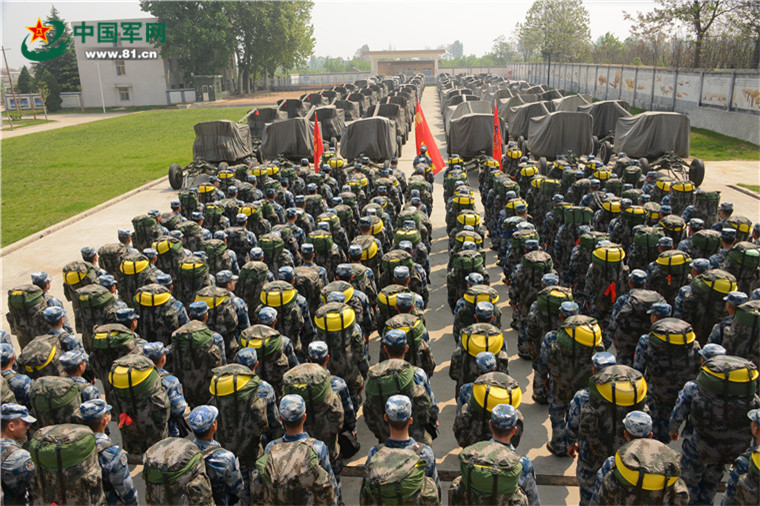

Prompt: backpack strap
[56,444,67,504]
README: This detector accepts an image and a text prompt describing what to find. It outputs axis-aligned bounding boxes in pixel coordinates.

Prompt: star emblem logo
[26,17,53,44]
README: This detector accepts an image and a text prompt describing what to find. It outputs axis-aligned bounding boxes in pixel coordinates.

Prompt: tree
[40,70,61,111]
[139,1,237,82]
[594,32,623,63]
[726,0,760,68]
[490,35,517,65]
[625,0,736,67]
[354,44,370,61]
[17,66,33,94]
[32,6,80,92]
[447,40,464,60]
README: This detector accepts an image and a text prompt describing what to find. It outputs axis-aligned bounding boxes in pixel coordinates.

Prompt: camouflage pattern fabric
[142,437,214,505]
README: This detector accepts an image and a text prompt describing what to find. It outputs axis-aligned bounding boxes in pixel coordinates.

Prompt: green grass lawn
[1,107,250,246]
[689,128,760,161]
[738,183,760,193]
[1,118,55,130]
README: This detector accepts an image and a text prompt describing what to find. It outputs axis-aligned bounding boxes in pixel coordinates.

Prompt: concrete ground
[2,85,755,503]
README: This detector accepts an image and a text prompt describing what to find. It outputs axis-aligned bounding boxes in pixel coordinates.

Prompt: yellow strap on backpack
[135,291,171,307]
[240,334,271,350]
[656,252,689,267]
[593,246,625,263]
[198,184,215,194]
[63,270,87,285]
[109,365,153,389]
[655,180,672,192]
[602,200,621,213]
[651,328,696,345]
[615,452,679,491]
[702,364,759,383]
[672,182,695,193]
[520,166,538,177]
[24,344,56,373]
[705,277,737,295]
[464,291,498,306]
[458,212,481,226]
[314,306,356,332]
[593,169,612,181]
[120,259,149,276]
[485,159,499,168]
[472,382,522,411]
[153,240,174,255]
[218,171,234,179]
[462,331,504,356]
[195,294,228,309]
[209,373,253,396]
[595,377,647,406]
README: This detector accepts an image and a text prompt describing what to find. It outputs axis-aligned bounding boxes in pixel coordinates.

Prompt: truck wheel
[168,163,183,189]
[689,158,705,186]
[539,157,548,175]
[600,141,613,165]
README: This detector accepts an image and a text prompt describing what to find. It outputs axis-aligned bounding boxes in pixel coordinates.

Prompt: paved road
[3,85,755,503]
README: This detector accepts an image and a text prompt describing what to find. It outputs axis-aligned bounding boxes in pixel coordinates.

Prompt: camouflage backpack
[259,280,305,340]
[161,211,182,232]
[30,424,105,506]
[451,441,525,506]
[597,439,685,505]
[519,250,553,287]
[283,363,344,464]
[684,269,737,344]
[72,284,117,352]
[202,239,234,275]
[534,286,574,330]
[208,364,269,468]
[659,215,687,243]
[364,359,433,444]
[546,315,604,402]
[723,241,760,293]
[18,334,65,379]
[253,437,335,505]
[152,237,187,279]
[119,253,157,309]
[305,193,328,219]
[564,206,593,225]
[588,243,629,314]
[195,286,239,357]
[453,285,502,339]
[451,249,485,273]
[179,190,201,215]
[90,323,139,398]
[62,261,98,301]
[380,250,415,287]
[579,365,647,470]
[108,354,170,455]
[458,372,523,448]
[669,181,696,215]
[377,284,413,324]
[175,256,212,307]
[726,215,753,243]
[693,191,721,227]
[1,375,16,404]
[170,320,223,407]
[733,451,760,505]
[382,313,435,378]
[142,437,214,505]
[236,261,271,312]
[314,302,364,381]
[203,203,228,233]
[649,250,692,303]
[629,226,665,270]
[363,443,439,505]
[135,284,184,345]
[198,183,218,205]
[353,235,381,272]
[30,376,83,427]
[722,300,760,370]
[239,325,289,396]
[646,318,701,406]
[6,284,49,349]
[225,226,255,263]
[98,242,130,279]
[451,323,508,392]
[176,220,204,252]
[612,289,666,354]
[132,214,162,251]
[294,265,325,316]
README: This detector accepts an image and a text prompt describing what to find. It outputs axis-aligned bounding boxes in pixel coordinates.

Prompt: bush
[40,70,62,112]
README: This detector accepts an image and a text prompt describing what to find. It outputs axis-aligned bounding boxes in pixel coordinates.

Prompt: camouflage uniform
[157,367,190,437]
[585,259,630,331]
[194,438,245,505]
[0,437,35,505]
[364,437,440,496]
[609,289,665,366]
[564,388,595,504]
[707,315,733,345]
[1,370,32,409]
[94,431,139,505]
[723,444,758,505]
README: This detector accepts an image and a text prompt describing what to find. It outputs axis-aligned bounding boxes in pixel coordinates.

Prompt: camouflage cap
[638,194,651,204]
[377,185,387,194]
[721,228,737,241]
[396,292,414,309]
[719,202,734,211]
[301,243,315,255]
[629,269,647,286]
[189,301,209,319]
[592,352,616,371]
[317,221,331,232]
[462,225,475,232]
[385,394,412,422]
[258,307,278,326]
[191,211,204,221]
[475,302,494,320]
[188,405,219,433]
[688,218,704,231]
[698,343,726,360]
[327,291,346,303]
[308,340,329,361]
[117,228,132,239]
[213,230,227,240]
[646,171,658,179]
[361,156,370,164]
[491,404,519,430]
[236,347,258,367]
[516,222,535,231]
[647,302,672,317]
[559,301,580,318]
[170,200,181,209]
[295,195,305,203]
[515,203,528,213]
[42,306,65,323]
[143,342,168,359]
[321,164,332,173]
[411,189,420,197]
[541,273,559,287]
[115,307,139,323]
[249,247,264,260]
[278,266,295,281]
[80,399,112,421]
[505,191,517,200]
[227,186,238,196]
[0,330,9,345]
[359,217,372,228]
[336,264,353,279]
[752,288,760,301]
[475,351,497,374]
[748,409,760,424]
[147,209,161,217]
[0,343,15,365]
[98,274,118,287]
[391,156,398,163]
[393,266,410,280]
[235,213,248,224]
[81,246,97,261]
[1,403,36,424]
[412,199,422,208]
[660,205,672,215]
[280,394,306,422]
[382,329,407,347]
[169,230,183,240]
[574,171,584,179]
[31,271,52,285]
[348,244,362,258]
[623,410,653,437]
[300,158,309,166]
[462,241,478,251]
[307,183,318,193]
[216,270,238,285]
[657,237,673,248]
[552,194,565,203]
[60,349,88,369]
[398,241,414,253]
[524,239,539,251]
[466,272,485,286]
[692,258,710,273]
[623,184,634,191]
[332,196,343,205]
[589,178,601,187]
[156,274,173,287]
[723,291,749,307]
[142,248,158,258]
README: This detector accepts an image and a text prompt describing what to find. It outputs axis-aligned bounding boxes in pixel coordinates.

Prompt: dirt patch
[201,90,307,108]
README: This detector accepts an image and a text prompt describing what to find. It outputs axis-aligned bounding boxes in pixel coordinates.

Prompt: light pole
[95,60,106,113]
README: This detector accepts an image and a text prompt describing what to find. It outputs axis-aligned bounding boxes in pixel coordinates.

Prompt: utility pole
[1,47,23,117]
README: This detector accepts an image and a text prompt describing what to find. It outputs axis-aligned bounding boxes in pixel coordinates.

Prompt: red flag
[313,111,323,172]
[493,105,503,164]
[414,99,445,175]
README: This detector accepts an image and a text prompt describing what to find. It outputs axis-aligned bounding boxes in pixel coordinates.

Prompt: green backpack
[452,250,485,272]
[30,376,83,427]
[283,363,331,408]
[689,229,721,258]
[143,437,214,505]
[6,284,48,349]
[119,253,156,309]
[510,230,539,251]
[18,334,65,380]
[395,228,422,247]
[178,189,200,214]
[521,250,553,273]
[72,284,117,351]
[307,231,333,254]
[725,241,760,271]
[549,315,604,401]
[237,261,271,312]
[62,261,98,301]
[384,313,427,346]
[30,424,105,506]
[535,286,574,324]
[696,355,758,397]
[364,444,439,505]
[654,249,692,275]
[726,216,753,242]
[563,206,593,225]
[381,249,415,277]
[90,323,138,389]
[579,232,609,251]
[202,239,233,274]
[632,226,665,260]
[176,220,204,252]
[170,320,223,407]
[458,441,522,499]
[98,242,130,279]
[131,214,161,251]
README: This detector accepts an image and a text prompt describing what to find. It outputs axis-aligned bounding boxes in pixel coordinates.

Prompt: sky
[1,0,657,70]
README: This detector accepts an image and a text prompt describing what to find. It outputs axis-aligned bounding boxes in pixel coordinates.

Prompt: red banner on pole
[313,111,323,172]
[493,105,503,164]
[414,99,445,175]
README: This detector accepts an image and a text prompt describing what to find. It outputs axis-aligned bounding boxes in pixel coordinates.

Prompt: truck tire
[539,157,548,175]
[689,158,705,186]
[168,163,183,190]
[600,141,613,165]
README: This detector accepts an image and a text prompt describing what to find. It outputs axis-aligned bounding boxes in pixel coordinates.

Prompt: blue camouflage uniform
[414,368,439,421]
[722,443,758,505]
[673,284,691,319]
[352,289,374,337]
[456,383,475,415]
[71,376,101,402]
[48,327,85,352]
[303,261,330,286]
[331,375,356,432]
[677,237,692,252]
[170,299,190,327]
[538,331,571,452]
[95,432,138,505]
[709,248,731,269]
[591,454,616,504]
[158,368,189,437]
[1,370,32,408]
[230,295,251,332]
[296,295,317,350]
[492,439,540,505]
[707,315,733,345]
[0,438,35,504]
[194,438,245,505]
[263,432,339,493]
[366,437,440,492]
[565,388,595,505]
[42,292,74,332]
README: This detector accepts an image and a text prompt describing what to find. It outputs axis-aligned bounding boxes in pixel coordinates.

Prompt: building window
[118,87,130,101]
[116,60,126,76]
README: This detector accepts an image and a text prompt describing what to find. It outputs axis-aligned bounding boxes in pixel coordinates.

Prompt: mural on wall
[598,71,607,87]
[609,69,621,89]
[701,75,731,106]
[637,70,654,95]
[676,73,700,102]
[655,72,675,98]
[731,76,760,112]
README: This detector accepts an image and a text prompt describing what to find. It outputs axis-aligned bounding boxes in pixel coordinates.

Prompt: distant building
[362,49,446,81]
[72,17,236,107]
